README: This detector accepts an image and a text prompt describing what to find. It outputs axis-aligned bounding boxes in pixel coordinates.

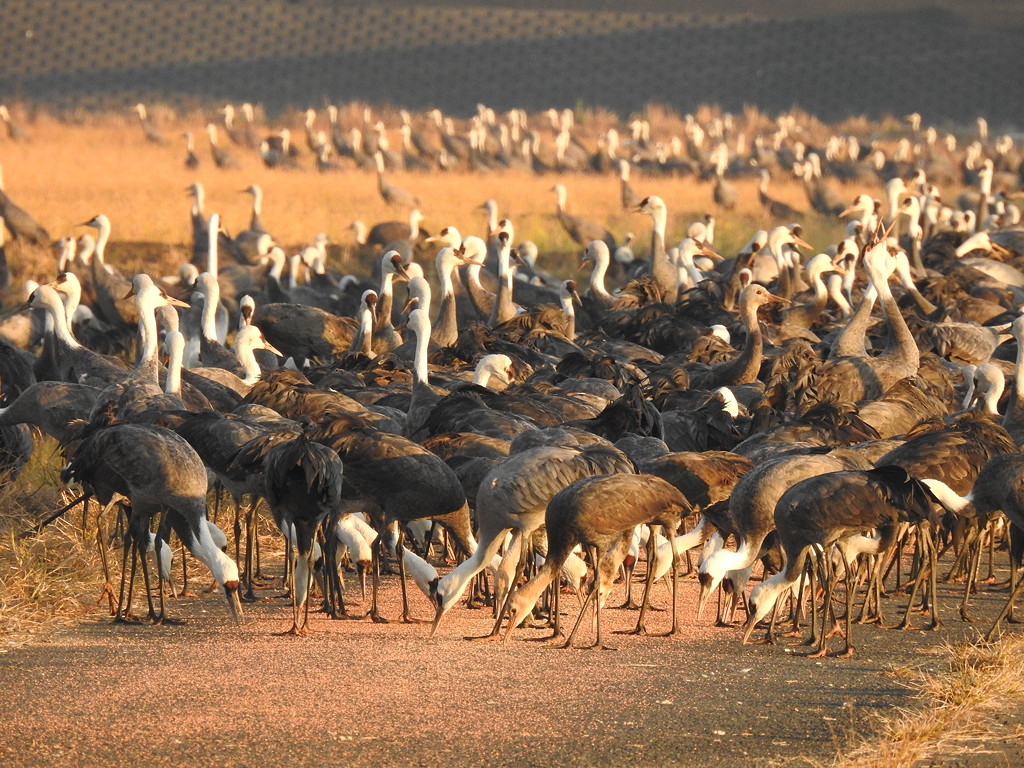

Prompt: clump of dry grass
[827,634,1024,768]
[0,437,105,651]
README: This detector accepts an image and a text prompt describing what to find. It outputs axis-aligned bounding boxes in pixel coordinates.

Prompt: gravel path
[0,555,1021,768]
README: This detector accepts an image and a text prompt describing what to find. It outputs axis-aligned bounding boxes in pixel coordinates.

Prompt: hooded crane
[263,432,344,635]
[742,466,941,657]
[307,419,476,623]
[429,443,635,638]
[505,473,689,649]
[63,422,242,623]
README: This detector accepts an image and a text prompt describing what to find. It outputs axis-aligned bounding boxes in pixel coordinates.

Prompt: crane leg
[624,529,658,635]
[471,530,526,641]
[840,555,854,657]
[986,572,1024,642]
[275,545,303,636]
[616,554,639,609]
[395,528,420,623]
[114,518,132,621]
[925,527,941,631]
[780,566,808,640]
[809,555,836,657]
[94,497,117,615]
[1008,527,1024,624]
[563,546,600,649]
[959,528,983,622]
[893,531,930,630]
[232,495,242,567]
[367,537,387,623]
[984,522,997,583]
[654,530,680,637]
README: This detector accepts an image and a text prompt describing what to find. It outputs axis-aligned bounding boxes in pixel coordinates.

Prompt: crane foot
[465,632,501,642]
[959,608,976,623]
[824,620,845,640]
[273,624,313,636]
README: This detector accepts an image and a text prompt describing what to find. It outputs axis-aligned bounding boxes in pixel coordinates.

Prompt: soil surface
[1,551,1022,768]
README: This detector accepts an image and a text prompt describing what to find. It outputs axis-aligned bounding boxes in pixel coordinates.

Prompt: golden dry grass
[825,634,1024,768]
[0,108,878,287]
[0,436,105,650]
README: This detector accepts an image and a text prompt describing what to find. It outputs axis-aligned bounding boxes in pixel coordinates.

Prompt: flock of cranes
[2,99,1024,656]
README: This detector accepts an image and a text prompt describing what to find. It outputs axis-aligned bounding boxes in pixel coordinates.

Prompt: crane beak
[792,235,813,250]
[698,243,724,261]
[838,205,858,218]
[991,242,1012,258]
[122,287,136,300]
[223,581,244,622]
[829,259,849,276]
[740,610,759,644]
[429,601,445,639]
[570,288,583,307]
[164,295,191,308]
[394,262,411,282]
[767,292,792,306]
[0,300,31,318]
[262,339,285,357]
[695,573,713,621]
[400,296,419,316]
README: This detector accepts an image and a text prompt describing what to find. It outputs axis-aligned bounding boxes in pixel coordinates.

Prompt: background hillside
[2,1,1023,127]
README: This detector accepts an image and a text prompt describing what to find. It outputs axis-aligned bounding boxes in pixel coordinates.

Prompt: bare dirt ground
[0,550,1022,768]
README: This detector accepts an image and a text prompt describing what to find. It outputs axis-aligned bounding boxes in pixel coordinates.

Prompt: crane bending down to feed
[505,473,690,649]
[263,433,344,635]
[63,422,243,623]
[742,466,941,657]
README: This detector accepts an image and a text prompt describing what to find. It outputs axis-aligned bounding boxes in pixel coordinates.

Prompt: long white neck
[809,264,829,306]
[194,514,238,587]
[650,204,667,242]
[94,218,111,264]
[40,288,81,350]
[356,305,374,355]
[590,251,610,299]
[826,274,852,317]
[165,331,183,396]
[555,186,567,213]
[201,279,220,342]
[236,338,262,386]
[413,318,430,385]
[136,294,160,370]
[438,253,455,300]
[559,291,576,325]
[60,283,81,328]
[678,247,703,289]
